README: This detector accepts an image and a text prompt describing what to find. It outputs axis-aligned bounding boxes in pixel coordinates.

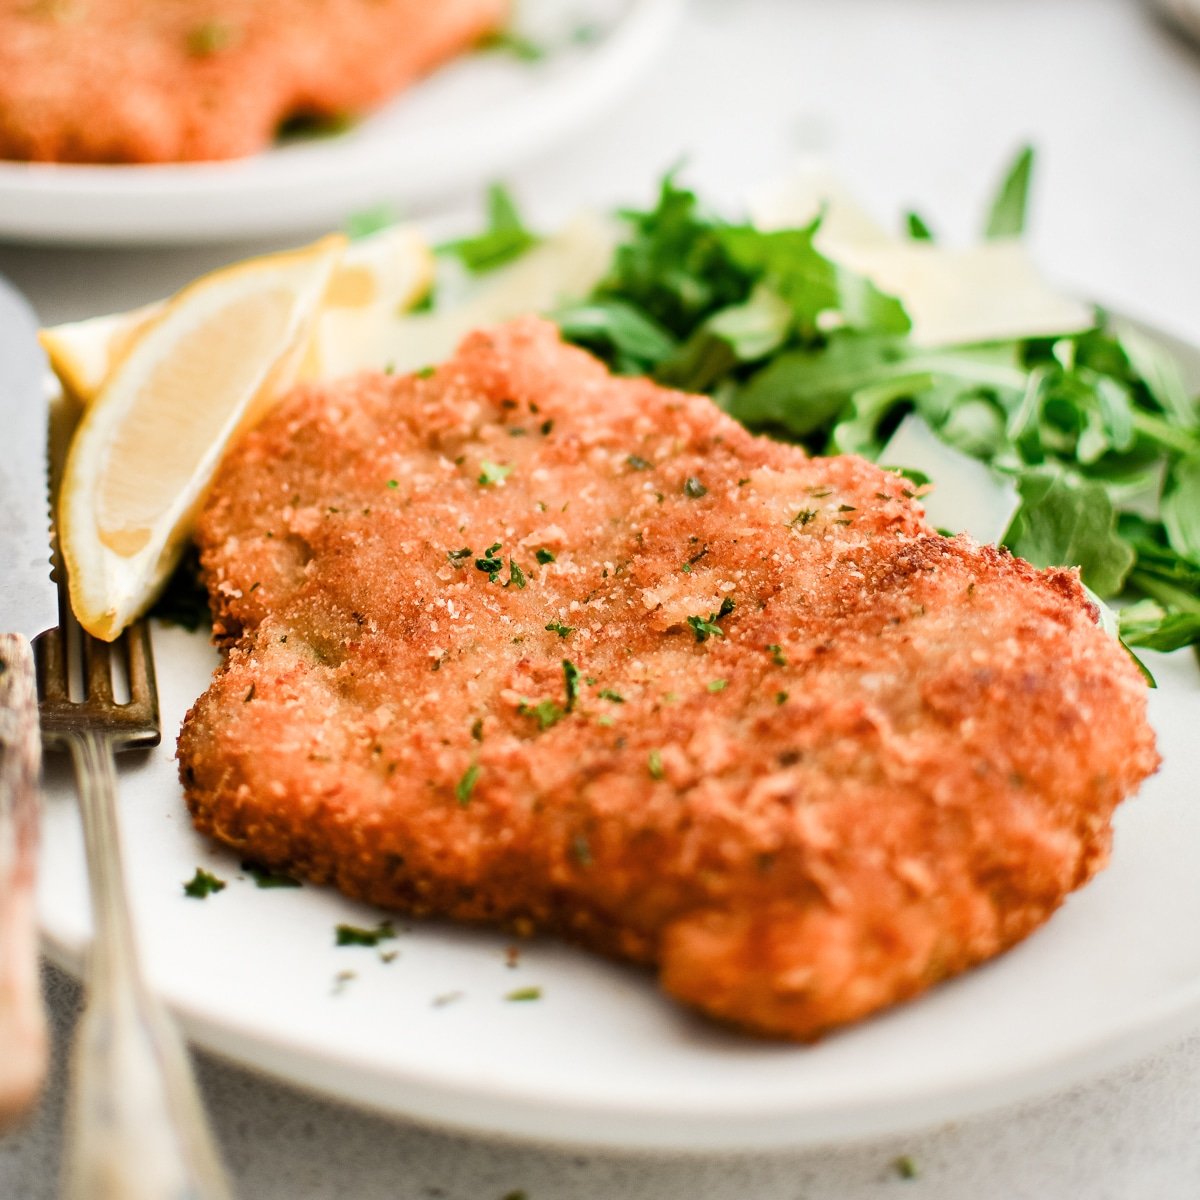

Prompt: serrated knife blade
[0,276,54,644]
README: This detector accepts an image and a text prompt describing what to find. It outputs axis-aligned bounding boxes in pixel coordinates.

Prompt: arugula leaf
[554,300,677,375]
[1119,600,1200,652]
[1003,466,1135,596]
[1161,457,1200,564]
[984,144,1035,239]
[439,184,538,274]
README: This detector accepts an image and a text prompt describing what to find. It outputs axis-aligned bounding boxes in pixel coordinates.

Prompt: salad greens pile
[457,152,1200,669]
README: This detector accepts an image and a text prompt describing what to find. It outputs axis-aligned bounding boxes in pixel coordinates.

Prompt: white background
[3,1,1200,1196]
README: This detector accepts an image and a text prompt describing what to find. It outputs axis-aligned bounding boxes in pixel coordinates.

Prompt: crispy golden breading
[179,317,1158,1040]
[0,0,505,163]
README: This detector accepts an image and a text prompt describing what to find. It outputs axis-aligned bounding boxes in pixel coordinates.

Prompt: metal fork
[35,600,233,1200]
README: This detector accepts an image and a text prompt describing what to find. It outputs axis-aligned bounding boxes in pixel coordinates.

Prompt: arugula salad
[430,151,1200,677]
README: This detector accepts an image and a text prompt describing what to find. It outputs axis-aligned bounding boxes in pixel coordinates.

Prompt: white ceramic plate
[33,332,1200,1153]
[0,0,681,246]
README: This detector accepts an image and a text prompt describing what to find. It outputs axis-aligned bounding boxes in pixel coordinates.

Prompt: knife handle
[0,633,48,1125]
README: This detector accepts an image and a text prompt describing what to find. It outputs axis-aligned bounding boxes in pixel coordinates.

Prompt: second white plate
[0,0,681,245]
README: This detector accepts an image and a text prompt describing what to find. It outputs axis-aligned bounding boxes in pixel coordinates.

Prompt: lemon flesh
[60,235,345,640]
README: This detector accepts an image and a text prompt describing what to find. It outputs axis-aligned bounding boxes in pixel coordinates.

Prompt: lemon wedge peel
[59,234,346,641]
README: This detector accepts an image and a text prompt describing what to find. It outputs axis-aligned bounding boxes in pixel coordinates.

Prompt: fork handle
[62,731,233,1200]
[0,634,48,1125]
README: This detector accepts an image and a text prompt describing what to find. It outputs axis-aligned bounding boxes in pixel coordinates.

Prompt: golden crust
[0,0,506,163]
[178,317,1159,1039]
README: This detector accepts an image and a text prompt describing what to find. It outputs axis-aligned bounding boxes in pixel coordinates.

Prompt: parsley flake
[894,1155,919,1180]
[456,762,480,807]
[627,454,652,470]
[183,868,225,899]
[789,509,817,528]
[776,690,789,705]
[475,542,504,581]
[505,986,543,1002]
[447,547,473,563]
[648,749,665,780]
[336,921,396,947]
[519,699,566,731]
[707,679,727,692]
[186,19,239,56]
[241,861,302,889]
[507,559,527,589]
[535,548,556,564]
[563,659,581,711]
[478,460,513,486]
[545,620,573,639]
[683,476,708,499]
[597,688,625,703]
[386,479,399,489]
[767,643,788,666]
[686,596,736,643]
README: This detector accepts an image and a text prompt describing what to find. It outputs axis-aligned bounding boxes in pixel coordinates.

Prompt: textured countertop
[3,1,1200,1196]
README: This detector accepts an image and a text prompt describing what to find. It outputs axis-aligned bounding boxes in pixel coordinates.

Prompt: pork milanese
[179,317,1158,1039]
[0,0,505,163]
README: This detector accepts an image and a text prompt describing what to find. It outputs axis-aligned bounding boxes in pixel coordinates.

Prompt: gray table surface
[4,1,1200,1196]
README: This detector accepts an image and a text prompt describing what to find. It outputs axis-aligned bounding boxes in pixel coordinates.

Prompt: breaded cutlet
[0,0,506,163]
[178,317,1159,1039]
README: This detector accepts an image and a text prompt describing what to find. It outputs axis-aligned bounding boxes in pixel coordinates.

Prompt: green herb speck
[183,868,225,899]
[456,762,480,807]
[648,749,664,780]
[336,921,396,947]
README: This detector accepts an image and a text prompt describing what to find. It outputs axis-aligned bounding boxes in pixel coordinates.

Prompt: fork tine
[125,621,159,719]
[83,636,113,705]
[33,628,67,704]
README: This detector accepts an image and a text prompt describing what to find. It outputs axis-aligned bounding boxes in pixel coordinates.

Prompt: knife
[0,273,55,1124]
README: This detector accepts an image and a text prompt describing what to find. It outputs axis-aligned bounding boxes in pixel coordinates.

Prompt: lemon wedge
[40,303,162,406]
[41,224,433,405]
[59,235,345,640]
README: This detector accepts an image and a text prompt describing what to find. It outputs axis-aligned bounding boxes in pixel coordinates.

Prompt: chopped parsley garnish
[686,596,736,643]
[505,986,543,1002]
[186,19,239,56]
[597,688,625,703]
[507,559,527,589]
[535,548,556,564]
[478,460,513,486]
[776,690,789,705]
[767,643,788,666]
[545,620,573,639]
[447,547,473,562]
[683,475,708,499]
[414,364,436,379]
[648,749,665,780]
[475,542,504,581]
[183,868,225,899]
[681,563,693,574]
[336,921,397,947]
[456,763,480,807]
[241,861,302,889]
[894,1155,919,1180]
[563,659,581,711]
[386,479,399,489]
[707,679,727,692]
[519,699,566,731]
[627,454,652,470]
[789,509,817,528]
